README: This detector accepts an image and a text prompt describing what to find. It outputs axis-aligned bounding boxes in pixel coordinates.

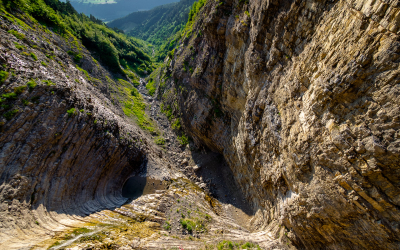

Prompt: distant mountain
[69,0,180,22]
[108,0,195,55]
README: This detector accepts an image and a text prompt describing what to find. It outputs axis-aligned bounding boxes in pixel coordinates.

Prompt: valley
[1,0,400,249]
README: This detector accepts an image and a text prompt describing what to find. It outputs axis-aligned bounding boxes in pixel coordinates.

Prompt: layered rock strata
[0,14,154,247]
[166,0,400,248]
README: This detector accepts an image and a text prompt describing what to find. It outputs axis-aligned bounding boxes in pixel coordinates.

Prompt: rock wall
[168,0,400,248]
[0,14,150,245]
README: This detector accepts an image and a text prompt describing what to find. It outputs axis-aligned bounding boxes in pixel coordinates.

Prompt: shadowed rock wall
[167,0,400,248]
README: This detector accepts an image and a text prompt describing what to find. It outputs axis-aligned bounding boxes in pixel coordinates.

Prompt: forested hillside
[1,0,154,78]
[108,0,195,49]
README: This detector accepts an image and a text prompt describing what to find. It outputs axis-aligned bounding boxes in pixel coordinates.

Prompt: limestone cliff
[164,0,400,248]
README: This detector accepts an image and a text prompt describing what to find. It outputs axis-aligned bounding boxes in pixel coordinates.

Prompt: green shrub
[14,85,27,94]
[155,137,165,145]
[30,52,38,61]
[3,109,18,120]
[178,134,189,146]
[22,99,29,106]
[74,53,82,62]
[67,108,76,117]
[131,87,140,97]
[1,104,11,110]
[13,42,25,50]
[27,79,37,91]
[146,80,156,96]
[41,61,47,66]
[0,71,9,85]
[171,118,181,130]
[2,92,17,100]
[43,80,55,86]
[8,30,25,40]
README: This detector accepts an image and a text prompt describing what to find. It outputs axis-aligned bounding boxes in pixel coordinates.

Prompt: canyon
[1,0,400,249]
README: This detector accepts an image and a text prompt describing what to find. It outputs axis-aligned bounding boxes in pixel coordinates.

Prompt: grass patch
[43,79,56,86]
[0,71,8,85]
[8,29,25,40]
[77,66,90,80]
[14,85,26,94]
[161,104,174,121]
[177,134,189,146]
[155,137,165,145]
[47,241,60,249]
[146,79,156,96]
[113,79,156,133]
[171,118,181,130]
[30,52,38,61]
[41,61,47,66]
[67,50,83,63]
[13,42,25,50]
[72,227,91,234]
[2,92,17,100]
[27,79,37,91]
[163,221,171,231]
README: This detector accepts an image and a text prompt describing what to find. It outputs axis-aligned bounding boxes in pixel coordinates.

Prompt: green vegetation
[27,79,37,91]
[67,50,82,63]
[1,0,153,77]
[178,134,189,145]
[47,241,61,249]
[3,109,18,120]
[72,227,91,234]
[171,118,181,130]
[2,92,17,100]
[14,85,26,94]
[67,107,76,116]
[163,221,171,230]
[108,0,196,59]
[41,61,47,66]
[161,104,174,121]
[7,29,25,40]
[111,78,156,133]
[0,71,9,85]
[43,79,55,86]
[214,241,261,250]
[154,136,165,145]
[146,79,156,96]
[13,42,25,50]
[179,217,206,234]
[30,52,37,61]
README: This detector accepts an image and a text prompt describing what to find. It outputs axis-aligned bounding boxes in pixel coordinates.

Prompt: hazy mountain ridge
[108,0,196,48]
[70,0,180,22]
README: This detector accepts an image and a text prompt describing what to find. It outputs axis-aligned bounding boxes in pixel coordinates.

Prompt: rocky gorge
[1,0,400,249]
[161,0,400,249]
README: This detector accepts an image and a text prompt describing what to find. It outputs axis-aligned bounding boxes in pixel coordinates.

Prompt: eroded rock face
[0,15,149,245]
[168,0,400,248]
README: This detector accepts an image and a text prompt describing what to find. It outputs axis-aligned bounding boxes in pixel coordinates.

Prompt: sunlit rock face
[168,0,400,248]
